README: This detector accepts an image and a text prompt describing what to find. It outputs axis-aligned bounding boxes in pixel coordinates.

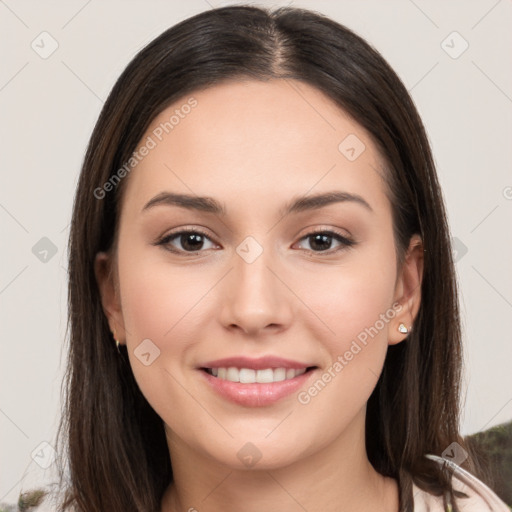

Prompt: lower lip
[199,369,316,407]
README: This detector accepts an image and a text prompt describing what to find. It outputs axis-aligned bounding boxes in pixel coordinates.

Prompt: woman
[34,5,509,512]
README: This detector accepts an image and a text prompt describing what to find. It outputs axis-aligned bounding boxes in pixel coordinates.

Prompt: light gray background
[1,0,511,503]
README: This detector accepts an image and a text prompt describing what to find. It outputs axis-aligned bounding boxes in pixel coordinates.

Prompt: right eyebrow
[142,192,226,215]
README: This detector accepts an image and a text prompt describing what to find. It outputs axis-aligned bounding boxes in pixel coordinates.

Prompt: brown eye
[296,230,355,254]
[158,229,217,254]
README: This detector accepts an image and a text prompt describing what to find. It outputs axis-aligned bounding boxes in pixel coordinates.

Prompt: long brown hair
[54,5,487,511]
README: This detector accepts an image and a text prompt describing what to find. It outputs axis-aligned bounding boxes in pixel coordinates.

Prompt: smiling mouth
[201,366,317,384]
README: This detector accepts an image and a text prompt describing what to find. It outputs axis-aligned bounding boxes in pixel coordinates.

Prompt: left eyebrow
[279,191,374,217]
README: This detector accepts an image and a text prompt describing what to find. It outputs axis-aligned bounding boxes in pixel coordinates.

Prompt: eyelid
[296,226,352,242]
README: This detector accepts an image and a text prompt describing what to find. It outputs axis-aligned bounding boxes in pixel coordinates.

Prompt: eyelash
[155,227,356,256]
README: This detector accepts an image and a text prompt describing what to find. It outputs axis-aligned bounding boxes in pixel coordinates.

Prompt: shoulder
[412,454,511,511]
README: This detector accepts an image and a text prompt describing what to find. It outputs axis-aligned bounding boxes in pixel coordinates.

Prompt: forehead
[121,78,389,218]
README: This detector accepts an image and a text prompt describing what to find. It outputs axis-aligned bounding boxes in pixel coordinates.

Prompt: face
[96,78,422,471]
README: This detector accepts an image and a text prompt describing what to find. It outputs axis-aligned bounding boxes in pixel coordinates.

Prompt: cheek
[117,250,211,427]
[296,247,398,408]
[118,248,210,349]
[305,257,397,354]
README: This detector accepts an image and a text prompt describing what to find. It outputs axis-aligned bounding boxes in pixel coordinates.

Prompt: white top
[412,455,510,511]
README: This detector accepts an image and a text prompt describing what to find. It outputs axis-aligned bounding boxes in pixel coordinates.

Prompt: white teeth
[226,367,239,382]
[256,368,274,383]
[208,367,309,383]
[273,368,286,382]
[239,368,256,383]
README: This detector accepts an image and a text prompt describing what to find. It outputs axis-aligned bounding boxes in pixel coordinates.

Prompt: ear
[94,251,126,344]
[388,234,424,346]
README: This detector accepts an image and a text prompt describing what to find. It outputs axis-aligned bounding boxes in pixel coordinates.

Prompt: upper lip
[200,356,316,370]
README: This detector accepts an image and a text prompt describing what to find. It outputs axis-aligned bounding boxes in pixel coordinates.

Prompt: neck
[161,409,399,512]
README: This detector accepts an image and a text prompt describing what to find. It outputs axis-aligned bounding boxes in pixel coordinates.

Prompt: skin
[95,78,423,512]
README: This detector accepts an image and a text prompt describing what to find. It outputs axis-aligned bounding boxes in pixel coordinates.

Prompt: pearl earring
[112,330,121,353]
[398,323,409,334]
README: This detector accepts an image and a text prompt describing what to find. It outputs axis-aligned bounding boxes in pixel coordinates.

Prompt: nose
[218,241,293,336]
